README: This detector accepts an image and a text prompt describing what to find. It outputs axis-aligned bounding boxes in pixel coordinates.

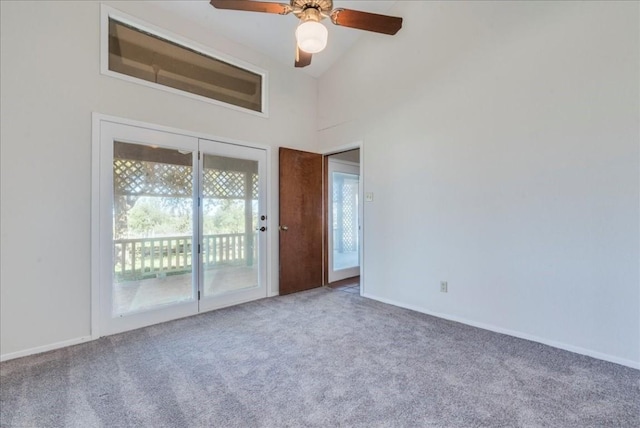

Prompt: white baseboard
[361,292,639,370]
[0,336,94,363]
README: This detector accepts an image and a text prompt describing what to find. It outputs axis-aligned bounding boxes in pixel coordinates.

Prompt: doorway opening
[325,149,361,293]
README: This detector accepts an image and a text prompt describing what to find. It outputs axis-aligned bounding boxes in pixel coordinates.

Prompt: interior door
[279,147,323,294]
[198,139,268,310]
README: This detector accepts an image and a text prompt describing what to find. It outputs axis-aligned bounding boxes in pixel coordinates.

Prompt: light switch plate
[365,192,374,202]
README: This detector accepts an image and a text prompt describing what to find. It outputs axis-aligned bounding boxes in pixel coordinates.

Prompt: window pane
[108,18,263,112]
[332,172,359,270]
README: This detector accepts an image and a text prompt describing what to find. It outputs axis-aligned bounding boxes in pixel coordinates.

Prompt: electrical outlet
[440,281,448,293]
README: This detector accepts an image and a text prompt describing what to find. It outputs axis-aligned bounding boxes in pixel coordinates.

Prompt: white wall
[330,149,360,164]
[0,1,317,357]
[317,1,640,367]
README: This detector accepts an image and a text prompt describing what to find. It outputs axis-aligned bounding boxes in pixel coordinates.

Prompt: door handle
[279,225,288,231]
[256,226,266,232]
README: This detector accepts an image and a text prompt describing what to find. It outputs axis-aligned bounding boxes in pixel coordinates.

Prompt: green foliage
[203,199,247,234]
[125,196,252,237]
[127,197,192,237]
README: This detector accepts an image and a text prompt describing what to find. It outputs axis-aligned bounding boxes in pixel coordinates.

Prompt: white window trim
[100,4,269,118]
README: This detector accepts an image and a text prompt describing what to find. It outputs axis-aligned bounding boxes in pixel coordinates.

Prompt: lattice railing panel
[252,173,258,199]
[204,169,244,198]
[114,160,192,197]
[114,159,259,200]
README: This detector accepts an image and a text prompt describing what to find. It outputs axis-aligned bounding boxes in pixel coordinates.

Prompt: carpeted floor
[1,287,638,427]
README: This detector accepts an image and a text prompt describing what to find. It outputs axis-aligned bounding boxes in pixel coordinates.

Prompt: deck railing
[114,233,256,280]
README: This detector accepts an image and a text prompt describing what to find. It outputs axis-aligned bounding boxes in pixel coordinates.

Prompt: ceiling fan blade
[210,0,292,15]
[330,8,403,35]
[295,46,312,68]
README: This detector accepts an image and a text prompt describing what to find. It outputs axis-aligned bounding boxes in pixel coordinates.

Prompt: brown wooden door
[279,147,323,295]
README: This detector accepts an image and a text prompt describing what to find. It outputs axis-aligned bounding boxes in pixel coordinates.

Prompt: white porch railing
[114,233,257,280]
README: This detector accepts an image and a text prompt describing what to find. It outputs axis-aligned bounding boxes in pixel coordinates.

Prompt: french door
[198,139,267,311]
[96,120,267,336]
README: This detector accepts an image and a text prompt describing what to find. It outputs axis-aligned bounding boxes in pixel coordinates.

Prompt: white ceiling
[151,0,398,78]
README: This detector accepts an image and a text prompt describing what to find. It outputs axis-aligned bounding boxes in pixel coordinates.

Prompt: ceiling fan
[210,0,403,68]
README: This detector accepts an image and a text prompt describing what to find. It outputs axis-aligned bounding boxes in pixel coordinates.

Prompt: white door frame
[91,113,271,338]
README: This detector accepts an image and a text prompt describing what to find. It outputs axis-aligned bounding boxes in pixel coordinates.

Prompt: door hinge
[198,197,200,207]
[198,151,201,160]
[198,291,200,300]
[198,244,201,254]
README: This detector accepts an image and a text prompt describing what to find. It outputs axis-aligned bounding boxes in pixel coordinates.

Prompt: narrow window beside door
[328,158,360,283]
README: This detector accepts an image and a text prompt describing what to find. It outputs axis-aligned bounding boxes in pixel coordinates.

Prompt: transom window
[102,8,266,114]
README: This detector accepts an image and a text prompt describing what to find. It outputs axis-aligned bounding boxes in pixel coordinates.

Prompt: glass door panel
[199,139,267,310]
[201,155,258,295]
[112,142,196,315]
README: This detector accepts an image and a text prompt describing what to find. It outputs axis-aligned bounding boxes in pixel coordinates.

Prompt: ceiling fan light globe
[295,21,328,54]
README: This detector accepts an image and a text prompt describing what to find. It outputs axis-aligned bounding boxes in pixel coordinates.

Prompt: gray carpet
[1,287,638,427]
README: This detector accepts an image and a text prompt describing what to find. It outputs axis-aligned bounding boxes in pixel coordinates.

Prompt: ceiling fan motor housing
[299,7,322,23]
[292,0,333,19]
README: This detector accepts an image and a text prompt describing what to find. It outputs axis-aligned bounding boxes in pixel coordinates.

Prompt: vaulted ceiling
[151,0,398,77]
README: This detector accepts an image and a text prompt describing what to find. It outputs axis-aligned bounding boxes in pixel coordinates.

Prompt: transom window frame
[100,4,269,118]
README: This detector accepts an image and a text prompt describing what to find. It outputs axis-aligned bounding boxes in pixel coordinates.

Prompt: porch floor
[114,265,257,314]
